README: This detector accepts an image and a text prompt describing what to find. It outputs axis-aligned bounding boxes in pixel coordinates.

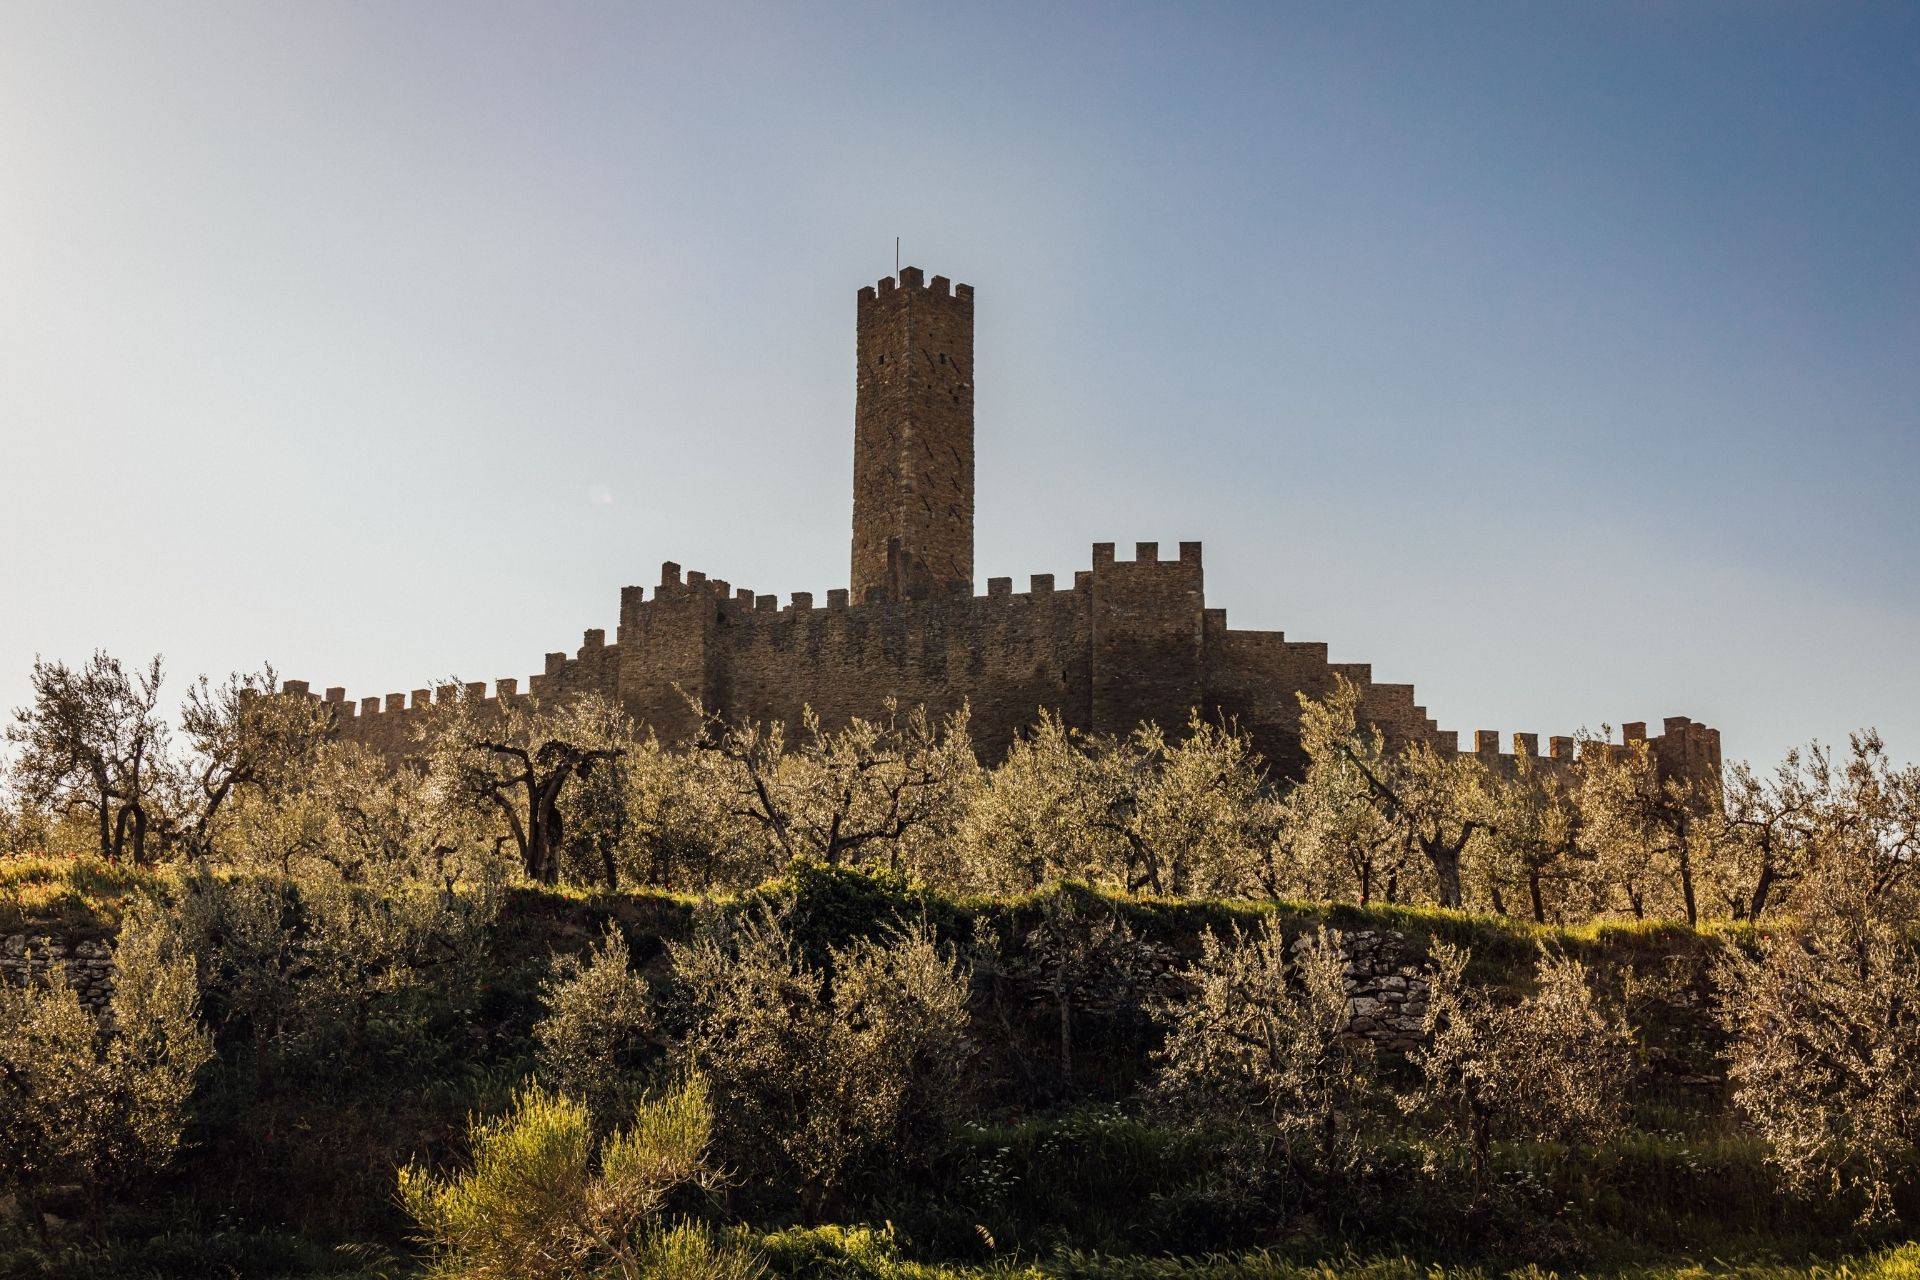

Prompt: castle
[292,266,1720,783]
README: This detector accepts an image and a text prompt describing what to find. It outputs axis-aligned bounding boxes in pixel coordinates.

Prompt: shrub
[0,897,213,1224]
[1408,942,1636,1169]
[400,1075,753,1280]
[627,1221,766,1280]
[1016,891,1156,1090]
[1151,923,1376,1177]
[1718,912,1920,1223]
[671,903,973,1216]
[162,871,495,1091]
[534,922,659,1130]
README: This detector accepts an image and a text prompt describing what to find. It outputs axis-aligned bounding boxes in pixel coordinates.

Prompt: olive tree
[618,735,769,892]
[1706,747,1828,922]
[534,923,659,1129]
[432,692,627,885]
[669,903,972,1217]
[957,711,1276,899]
[1475,751,1586,924]
[1281,683,1411,905]
[170,666,332,860]
[1294,681,1487,910]
[1407,943,1636,1172]
[1578,735,1716,924]
[0,897,214,1226]
[1123,716,1280,899]
[1717,910,1920,1223]
[953,710,1128,893]
[1016,891,1156,1089]
[691,699,977,880]
[161,871,497,1092]
[7,651,170,864]
[1151,922,1375,1175]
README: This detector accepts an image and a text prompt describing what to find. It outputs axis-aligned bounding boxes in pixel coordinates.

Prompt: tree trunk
[112,804,132,863]
[525,821,556,884]
[1428,844,1463,909]
[1677,844,1698,926]
[1748,865,1777,922]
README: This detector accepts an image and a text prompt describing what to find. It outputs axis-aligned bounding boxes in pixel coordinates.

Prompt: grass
[0,853,1735,980]
[870,1105,1854,1265]
[0,853,160,934]
[7,1227,1915,1280]
[0,1226,405,1280]
[756,1228,1920,1280]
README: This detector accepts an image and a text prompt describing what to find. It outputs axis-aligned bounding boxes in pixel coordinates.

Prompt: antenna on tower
[894,237,900,277]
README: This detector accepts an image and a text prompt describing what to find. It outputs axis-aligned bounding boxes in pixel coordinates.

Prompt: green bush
[0,895,212,1225]
[162,871,496,1092]
[400,1075,755,1280]
[534,921,659,1128]
[672,902,974,1217]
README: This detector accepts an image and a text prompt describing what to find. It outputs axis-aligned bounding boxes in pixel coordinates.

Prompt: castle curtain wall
[312,265,1719,787]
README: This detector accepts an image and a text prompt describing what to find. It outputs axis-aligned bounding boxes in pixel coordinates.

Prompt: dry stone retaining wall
[1006,916,1436,1053]
[1304,927,1431,1052]
[1,932,115,1010]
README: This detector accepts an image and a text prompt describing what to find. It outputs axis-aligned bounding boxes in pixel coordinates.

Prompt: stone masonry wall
[1,932,115,1011]
[319,538,1717,786]
[1006,920,1436,1055]
[1091,542,1206,741]
[1303,927,1432,1052]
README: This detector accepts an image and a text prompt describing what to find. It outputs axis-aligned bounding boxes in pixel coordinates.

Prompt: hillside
[2,856,1912,1280]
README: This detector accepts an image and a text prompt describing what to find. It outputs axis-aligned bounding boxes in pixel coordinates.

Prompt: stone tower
[850,267,974,602]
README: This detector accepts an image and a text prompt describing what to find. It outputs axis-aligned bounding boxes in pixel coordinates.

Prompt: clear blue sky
[2,2,1915,770]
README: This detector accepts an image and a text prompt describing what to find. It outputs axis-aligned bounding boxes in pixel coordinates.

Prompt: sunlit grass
[4,1226,1911,1280]
[0,853,159,932]
[0,850,1748,979]
[753,1229,1920,1280]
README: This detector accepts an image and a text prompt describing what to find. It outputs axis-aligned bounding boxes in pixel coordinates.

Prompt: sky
[1,2,1915,771]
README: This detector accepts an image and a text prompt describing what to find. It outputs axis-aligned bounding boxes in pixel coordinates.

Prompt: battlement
[296,603,625,750]
[287,670,535,720]
[615,556,1091,664]
[856,266,975,310]
[1090,540,1203,569]
[285,676,490,724]
[1432,716,1721,780]
[627,541,1187,641]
